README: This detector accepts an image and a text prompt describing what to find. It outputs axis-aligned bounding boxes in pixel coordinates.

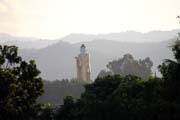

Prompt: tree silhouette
[159,39,180,102]
[98,54,153,80]
[0,45,44,120]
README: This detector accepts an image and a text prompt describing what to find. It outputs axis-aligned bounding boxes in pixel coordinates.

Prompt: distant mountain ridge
[59,29,179,43]
[0,29,179,49]
[0,33,58,49]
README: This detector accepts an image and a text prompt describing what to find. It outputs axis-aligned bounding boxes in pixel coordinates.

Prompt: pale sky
[0,0,180,39]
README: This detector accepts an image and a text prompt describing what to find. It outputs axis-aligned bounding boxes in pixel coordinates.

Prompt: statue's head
[80,44,86,55]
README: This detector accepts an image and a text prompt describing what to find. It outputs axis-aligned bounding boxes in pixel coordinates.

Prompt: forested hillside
[38,80,85,106]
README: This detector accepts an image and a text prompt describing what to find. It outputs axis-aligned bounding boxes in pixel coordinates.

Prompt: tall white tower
[75,44,91,81]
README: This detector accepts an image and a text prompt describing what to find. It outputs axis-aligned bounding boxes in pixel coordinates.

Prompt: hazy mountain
[59,30,179,43]
[1,30,179,80]
[1,30,178,49]
[0,33,58,49]
[20,40,174,80]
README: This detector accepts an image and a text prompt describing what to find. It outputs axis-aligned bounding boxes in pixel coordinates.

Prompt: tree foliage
[0,45,44,120]
[98,54,153,80]
[55,75,163,120]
